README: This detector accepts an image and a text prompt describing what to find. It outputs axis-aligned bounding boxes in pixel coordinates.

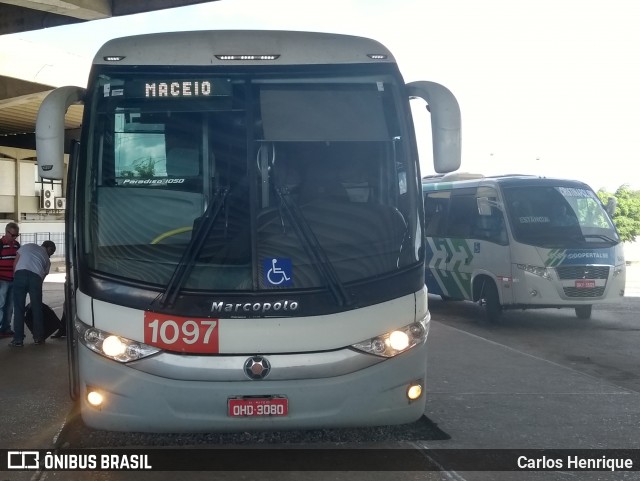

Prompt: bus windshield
[81,70,418,294]
[503,184,619,248]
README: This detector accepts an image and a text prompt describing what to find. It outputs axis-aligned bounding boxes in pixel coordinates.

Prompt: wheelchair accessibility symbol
[264,258,293,287]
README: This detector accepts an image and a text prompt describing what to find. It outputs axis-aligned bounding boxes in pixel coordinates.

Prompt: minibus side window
[446,191,477,238]
[474,188,508,245]
[424,191,450,237]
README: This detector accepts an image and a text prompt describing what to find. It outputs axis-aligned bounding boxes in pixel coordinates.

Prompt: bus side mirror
[36,86,85,180]
[606,197,617,217]
[407,81,461,174]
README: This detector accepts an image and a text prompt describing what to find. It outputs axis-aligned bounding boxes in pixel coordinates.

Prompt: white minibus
[423,173,626,321]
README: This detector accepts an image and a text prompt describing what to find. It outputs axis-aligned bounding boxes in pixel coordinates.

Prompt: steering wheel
[151,226,192,245]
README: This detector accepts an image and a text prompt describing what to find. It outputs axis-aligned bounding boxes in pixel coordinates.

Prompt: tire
[480,280,502,323]
[575,305,592,319]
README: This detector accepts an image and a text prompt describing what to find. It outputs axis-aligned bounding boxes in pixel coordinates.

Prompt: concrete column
[14,155,20,221]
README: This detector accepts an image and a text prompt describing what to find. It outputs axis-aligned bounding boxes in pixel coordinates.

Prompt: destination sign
[124,79,232,99]
[145,80,212,97]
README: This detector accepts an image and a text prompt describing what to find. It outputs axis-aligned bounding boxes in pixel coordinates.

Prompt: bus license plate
[228,397,288,417]
[575,280,596,289]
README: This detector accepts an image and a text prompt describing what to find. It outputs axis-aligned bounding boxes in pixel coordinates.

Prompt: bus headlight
[517,264,551,279]
[351,315,430,358]
[76,320,160,363]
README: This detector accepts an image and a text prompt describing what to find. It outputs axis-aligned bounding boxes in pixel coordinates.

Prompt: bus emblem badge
[244,356,271,380]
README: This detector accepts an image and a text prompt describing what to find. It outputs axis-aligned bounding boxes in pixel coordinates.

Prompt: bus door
[471,187,512,305]
[424,190,456,298]
[424,188,474,300]
[440,189,477,300]
[424,185,512,302]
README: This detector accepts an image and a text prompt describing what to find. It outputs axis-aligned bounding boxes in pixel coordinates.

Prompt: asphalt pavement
[1,282,69,449]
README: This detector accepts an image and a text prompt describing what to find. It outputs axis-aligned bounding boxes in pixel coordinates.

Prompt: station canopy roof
[0,0,219,149]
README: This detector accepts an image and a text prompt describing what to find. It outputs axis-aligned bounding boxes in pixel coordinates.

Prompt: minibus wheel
[480,280,502,323]
[575,305,592,319]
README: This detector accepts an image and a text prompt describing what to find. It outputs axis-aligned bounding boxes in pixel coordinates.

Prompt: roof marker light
[367,54,388,60]
[104,56,126,62]
[215,54,280,61]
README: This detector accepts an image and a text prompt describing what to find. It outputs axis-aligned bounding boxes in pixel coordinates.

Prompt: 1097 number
[144,312,220,353]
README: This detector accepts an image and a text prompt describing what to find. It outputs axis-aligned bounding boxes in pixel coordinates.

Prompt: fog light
[407,383,423,401]
[529,289,538,297]
[87,390,104,407]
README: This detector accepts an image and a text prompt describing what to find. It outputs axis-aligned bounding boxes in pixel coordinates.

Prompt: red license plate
[228,397,288,417]
[575,280,596,289]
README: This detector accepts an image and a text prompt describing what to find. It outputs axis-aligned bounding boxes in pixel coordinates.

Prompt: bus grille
[563,286,606,298]
[555,265,610,280]
[555,265,610,298]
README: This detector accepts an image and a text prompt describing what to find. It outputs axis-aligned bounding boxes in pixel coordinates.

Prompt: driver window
[474,187,507,244]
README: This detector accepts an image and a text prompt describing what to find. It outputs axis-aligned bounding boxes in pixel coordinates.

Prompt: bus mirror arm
[407,81,461,174]
[36,86,85,180]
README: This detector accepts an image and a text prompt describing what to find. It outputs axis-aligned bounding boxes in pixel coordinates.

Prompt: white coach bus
[422,173,626,322]
[36,30,461,432]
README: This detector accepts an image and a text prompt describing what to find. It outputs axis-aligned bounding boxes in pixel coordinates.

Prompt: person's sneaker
[8,340,23,347]
[34,339,46,345]
[0,330,14,338]
[51,331,66,339]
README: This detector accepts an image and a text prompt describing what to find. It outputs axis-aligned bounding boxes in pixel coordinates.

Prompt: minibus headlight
[76,320,160,363]
[351,315,430,358]
[517,264,551,279]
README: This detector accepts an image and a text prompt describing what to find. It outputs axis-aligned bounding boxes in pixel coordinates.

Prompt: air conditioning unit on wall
[55,197,66,210]
[40,187,55,210]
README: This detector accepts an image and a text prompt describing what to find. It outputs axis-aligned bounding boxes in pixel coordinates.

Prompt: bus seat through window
[298,164,350,205]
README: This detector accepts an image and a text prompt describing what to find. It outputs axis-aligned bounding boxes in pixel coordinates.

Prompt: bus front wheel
[480,280,502,323]
[575,305,592,319]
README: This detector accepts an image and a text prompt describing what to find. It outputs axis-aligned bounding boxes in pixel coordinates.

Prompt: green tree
[598,185,640,242]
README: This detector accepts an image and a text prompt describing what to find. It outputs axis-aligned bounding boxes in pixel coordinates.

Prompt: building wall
[624,241,640,263]
[0,150,65,220]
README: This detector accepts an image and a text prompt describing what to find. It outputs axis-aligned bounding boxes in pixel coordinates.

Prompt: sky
[6,0,640,192]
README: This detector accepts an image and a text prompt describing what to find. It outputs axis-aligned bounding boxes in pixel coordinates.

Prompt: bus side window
[424,192,450,237]
[446,193,477,238]
[475,209,508,244]
[475,192,508,244]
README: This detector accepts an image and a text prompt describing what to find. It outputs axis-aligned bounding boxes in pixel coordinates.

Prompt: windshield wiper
[157,188,229,308]
[276,187,351,307]
[582,234,618,243]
